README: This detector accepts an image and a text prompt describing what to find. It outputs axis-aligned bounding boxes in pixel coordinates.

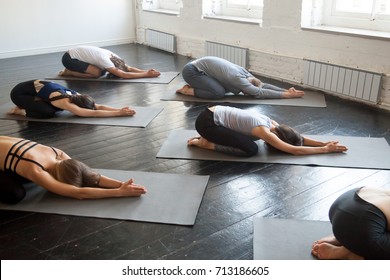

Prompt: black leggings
[10,80,58,118]
[0,171,27,204]
[329,188,390,259]
[62,52,90,73]
[195,108,258,157]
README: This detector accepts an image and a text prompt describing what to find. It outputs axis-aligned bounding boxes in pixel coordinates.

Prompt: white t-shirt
[68,46,116,69]
[213,105,271,138]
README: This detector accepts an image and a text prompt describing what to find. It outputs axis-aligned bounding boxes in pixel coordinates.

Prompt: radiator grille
[205,41,248,68]
[145,29,176,53]
[303,60,382,103]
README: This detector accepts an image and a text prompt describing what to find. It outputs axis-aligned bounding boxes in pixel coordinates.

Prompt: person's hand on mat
[119,107,136,116]
[146,69,161,77]
[324,141,348,153]
[119,179,147,196]
[282,87,305,98]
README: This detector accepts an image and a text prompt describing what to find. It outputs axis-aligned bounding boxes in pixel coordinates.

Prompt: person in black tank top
[0,136,147,204]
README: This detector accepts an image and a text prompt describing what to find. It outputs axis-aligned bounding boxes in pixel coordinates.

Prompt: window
[322,0,390,32]
[143,0,182,14]
[203,0,263,23]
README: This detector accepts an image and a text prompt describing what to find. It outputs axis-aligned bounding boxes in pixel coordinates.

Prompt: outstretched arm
[106,67,160,79]
[252,126,348,155]
[54,101,135,117]
[30,170,146,200]
[242,80,304,99]
[95,104,136,115]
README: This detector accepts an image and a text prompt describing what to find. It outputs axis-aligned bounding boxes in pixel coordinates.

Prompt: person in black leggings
[312,187,390,260]
[188,105,348,156]
[8,80,136,119]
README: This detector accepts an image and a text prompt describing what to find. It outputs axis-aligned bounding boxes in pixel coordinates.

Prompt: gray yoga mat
[0,169,209,225]
[156,129,390,169]
[0,103,163,128]
[253,217,331,260]
[161,90,326,107]
[46,71,180,84]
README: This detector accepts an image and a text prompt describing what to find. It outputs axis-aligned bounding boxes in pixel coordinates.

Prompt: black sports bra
[4,139,58,173]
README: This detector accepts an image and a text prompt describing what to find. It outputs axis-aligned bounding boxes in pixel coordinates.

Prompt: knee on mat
[356,230,390,260]
[213,90,227,99]
[245,144,258,157]
[0,186,26,204]
[26,110,56,119]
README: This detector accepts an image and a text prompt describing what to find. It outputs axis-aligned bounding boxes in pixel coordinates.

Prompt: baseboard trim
[0,39,135,59]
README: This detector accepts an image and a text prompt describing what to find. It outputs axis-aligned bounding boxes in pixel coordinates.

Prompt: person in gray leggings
[312,187,390,260]
[176,56,304,99]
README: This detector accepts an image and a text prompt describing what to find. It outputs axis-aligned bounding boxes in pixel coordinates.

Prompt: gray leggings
[182,63,286,99]
[182,63,226,99]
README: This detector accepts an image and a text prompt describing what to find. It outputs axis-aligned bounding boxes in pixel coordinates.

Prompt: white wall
[0,0,136,58]
[135,0,390,109]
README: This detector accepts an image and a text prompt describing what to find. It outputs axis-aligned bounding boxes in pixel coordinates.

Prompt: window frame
[203,0,263,22]
[322,0,390,32]
[142,0,182,14]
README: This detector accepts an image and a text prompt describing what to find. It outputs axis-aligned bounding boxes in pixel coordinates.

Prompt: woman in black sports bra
[311,187,390,260]
[0,136,146,204]
[7,80,136,119]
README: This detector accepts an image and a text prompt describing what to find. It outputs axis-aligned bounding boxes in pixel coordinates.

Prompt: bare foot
[311,242,363,260]
[187,136,214,150]
[283,87,305,98]
[176,84,194,96]
[7,106,26,116]
[59,69,71,76]
[312,235,341,248]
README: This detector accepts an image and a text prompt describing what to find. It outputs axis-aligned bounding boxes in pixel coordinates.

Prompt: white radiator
[205,41,248,68]
[145,29,176,53]
[303,60,382,103]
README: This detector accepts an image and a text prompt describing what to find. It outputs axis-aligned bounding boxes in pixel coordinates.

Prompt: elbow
[292,151,303,156]
[290,149,305,156]
[69,189,88,200]
[71,193,86,200]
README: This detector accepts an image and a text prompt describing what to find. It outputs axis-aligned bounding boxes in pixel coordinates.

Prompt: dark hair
[110,55,128,71]
[56,159,100,187]
[274,124,304,146]
[107,55,128,78]
[70,94,96,110]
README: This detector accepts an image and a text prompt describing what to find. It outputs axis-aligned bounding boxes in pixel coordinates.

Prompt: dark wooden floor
[0,44,389,260]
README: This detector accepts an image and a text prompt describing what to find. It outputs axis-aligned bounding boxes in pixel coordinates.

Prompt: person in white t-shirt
[60,46,160,79]
[188,105,347,157]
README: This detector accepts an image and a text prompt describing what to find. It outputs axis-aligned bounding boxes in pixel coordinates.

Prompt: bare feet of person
[311,242,363,260]
[59,68,71,76]
[312,235,363,260]
[176,84,195,96]
[312,235,341,248]
[7,106,26,116]
[187,136,214,150]
[283,87,305,98]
